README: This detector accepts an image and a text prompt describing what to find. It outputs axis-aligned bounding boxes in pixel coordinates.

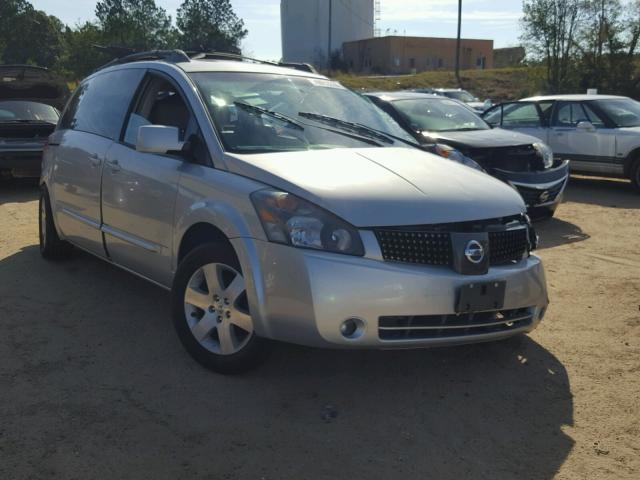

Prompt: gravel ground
[0,175,638,480]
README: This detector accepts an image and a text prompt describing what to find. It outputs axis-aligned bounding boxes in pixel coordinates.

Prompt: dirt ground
[0,175,638,480]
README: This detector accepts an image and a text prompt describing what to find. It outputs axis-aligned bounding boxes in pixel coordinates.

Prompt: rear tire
[171,242,269,374]
[39,187,72,260]
[631,159,640,192]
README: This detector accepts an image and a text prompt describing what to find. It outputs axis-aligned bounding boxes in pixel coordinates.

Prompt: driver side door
[101,72,198,287]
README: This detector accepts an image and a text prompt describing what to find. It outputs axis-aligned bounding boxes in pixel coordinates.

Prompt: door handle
[106,159,121,173]
[89,154,101,167]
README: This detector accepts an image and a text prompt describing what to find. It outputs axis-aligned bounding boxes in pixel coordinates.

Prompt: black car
[365,91,570,218]
[0,65,68,179]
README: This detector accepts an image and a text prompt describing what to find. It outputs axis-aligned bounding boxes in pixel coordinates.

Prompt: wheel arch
[623,146,640,177]
[177,222,235,267]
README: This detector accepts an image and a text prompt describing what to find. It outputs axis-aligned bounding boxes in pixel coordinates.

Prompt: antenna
[374,0,381,37]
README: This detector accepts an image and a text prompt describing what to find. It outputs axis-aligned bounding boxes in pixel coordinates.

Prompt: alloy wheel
[183,262,253,355]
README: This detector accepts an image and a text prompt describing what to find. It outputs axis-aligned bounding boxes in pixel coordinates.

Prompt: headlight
[251,189,365,256]
[533,142,554,169]
[434,144,485,171]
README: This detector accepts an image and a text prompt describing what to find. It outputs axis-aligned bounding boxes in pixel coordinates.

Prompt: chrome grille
[378,307,534,341]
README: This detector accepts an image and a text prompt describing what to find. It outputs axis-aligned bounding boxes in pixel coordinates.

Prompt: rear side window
[501,103,541,127]
[59,69,144,139]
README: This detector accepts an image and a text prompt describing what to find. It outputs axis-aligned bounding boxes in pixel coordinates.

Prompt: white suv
[483,94,640,191]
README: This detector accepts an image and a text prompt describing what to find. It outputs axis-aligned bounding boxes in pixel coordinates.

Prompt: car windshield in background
[593,99,640,127]
[190,72,413,153]
[0,101,59,123]
[443,91,476,103]
[393,98,490,132]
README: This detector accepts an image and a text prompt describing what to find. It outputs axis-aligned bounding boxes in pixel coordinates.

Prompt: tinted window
[582,103,606,127]
[0,101,59,123]
[60,69,144,139]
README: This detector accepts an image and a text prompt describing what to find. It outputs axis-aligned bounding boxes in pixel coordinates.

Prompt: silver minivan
[40,51,549,373]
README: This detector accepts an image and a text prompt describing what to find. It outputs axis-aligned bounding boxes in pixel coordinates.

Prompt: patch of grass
[332,67,548,102]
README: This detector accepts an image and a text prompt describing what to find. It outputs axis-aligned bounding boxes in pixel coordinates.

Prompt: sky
[30,0,524,61]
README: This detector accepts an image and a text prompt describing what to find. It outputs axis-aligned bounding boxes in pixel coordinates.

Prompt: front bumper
[233,237,549,349]
[493,160,570,210]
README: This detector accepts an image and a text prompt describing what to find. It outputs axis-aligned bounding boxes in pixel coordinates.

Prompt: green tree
[521,0,583,92]
[0,2,64,68]
[58,22,111,80]
[95,0,175,50]
[176,0,247,54]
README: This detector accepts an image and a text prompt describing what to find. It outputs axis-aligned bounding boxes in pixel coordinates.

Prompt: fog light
[340,318,365,339]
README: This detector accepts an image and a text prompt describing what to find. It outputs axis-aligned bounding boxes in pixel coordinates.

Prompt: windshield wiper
[233,102,304,131]
[298,112,396,145]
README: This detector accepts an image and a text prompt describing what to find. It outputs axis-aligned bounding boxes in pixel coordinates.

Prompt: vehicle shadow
[564,174,639,209]
[0,178,39,205]
[535,217,590,250]
[0,244,574,480]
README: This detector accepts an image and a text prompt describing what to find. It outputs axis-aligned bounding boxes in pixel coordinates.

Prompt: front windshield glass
[0,101,59,123]
[190,72,414,153]
[393,98,489,132]
[443,91,476,103]
[593,98,640,127]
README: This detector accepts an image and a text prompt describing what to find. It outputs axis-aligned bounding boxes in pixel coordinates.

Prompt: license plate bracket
[456,281,506,313]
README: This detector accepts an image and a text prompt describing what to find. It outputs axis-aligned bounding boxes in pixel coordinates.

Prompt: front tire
[39,187,72,260]
[171,243,268,374]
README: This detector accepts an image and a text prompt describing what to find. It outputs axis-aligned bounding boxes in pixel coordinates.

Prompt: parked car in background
[365,91,570,218]
[410,88,492,113]
[483,94,640,192]
[0,66,68,179]
[40,51,548,374]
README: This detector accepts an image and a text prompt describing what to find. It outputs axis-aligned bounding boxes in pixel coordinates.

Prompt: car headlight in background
[251,189,365,256]
[434,144,485,172]
[533,142,554,169]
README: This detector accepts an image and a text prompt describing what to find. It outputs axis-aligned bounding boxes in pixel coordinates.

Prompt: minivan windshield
[190,72,414,153]
[393,98,490,132]
[593,98,640,128]
[0,101,59,123]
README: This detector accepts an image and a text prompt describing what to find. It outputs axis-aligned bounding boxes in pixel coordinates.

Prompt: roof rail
[94,48,191,72]
[189,52,319,74]
[189,51,278,66]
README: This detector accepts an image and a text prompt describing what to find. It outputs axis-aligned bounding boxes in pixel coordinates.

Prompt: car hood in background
[422,128,541,149]
[226,147,525,227]
[0,65,69,110]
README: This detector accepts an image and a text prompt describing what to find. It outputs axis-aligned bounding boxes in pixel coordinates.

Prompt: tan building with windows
[342,36,494,75]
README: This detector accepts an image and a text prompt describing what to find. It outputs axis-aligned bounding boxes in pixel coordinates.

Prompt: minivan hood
[0,65,68,110]
[423,128,540,149]
[226,148,525,227]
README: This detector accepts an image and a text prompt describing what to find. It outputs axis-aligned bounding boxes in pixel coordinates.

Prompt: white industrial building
[281,0,375,67]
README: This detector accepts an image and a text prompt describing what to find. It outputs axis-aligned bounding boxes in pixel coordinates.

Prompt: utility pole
[328,0,333,69]
[455,0,462,86]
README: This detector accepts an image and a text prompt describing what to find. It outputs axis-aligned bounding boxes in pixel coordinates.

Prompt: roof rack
[93,47,319,75]
[94,48,191,72]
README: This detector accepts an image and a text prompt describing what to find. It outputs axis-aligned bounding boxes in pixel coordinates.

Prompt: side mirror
[483,99,493,109]
[576,121,596,132]
[136,125,184,154]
